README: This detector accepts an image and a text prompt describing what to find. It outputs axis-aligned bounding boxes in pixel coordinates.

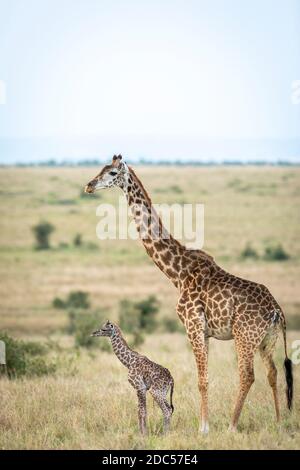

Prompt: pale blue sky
[0,0,299,161]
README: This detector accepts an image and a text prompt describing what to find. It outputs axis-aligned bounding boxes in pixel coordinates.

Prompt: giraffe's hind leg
[259,328,280,421]
[230,343,255,432]
[150,387,172,434]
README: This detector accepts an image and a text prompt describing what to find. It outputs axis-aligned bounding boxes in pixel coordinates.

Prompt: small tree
[136,295,159,333]
[119,295,160,334]
[240,243,259,260]
[67,291,90,309]
[67,310,109,349]
[264,244,290,261]
[0,332,55,378]
[119,299,141,332]
[73,233,82,247]
[52,291,90,310]
[32,221,55,250]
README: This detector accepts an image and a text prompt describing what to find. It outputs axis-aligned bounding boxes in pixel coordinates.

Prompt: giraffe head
[90,320,117,338]
[85,155,129,193]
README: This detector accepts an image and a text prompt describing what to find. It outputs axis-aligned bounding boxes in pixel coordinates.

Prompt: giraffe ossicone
[85,155,293,433]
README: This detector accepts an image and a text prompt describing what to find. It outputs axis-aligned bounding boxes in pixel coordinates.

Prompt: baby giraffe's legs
[137,389,147,435]
[150,388,172,434]
[128,371,148,436]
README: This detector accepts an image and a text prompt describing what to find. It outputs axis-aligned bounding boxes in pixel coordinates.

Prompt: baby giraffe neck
[110,332,136,368]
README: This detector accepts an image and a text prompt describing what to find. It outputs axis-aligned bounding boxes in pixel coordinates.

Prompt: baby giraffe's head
[85,154,129,193]
[91,320,117,338]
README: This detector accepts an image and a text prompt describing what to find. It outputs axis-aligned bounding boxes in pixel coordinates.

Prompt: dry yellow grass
[0,333,299,450]
[0,165,299,449]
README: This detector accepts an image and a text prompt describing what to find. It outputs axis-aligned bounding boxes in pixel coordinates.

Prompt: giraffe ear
[112,155,122,168]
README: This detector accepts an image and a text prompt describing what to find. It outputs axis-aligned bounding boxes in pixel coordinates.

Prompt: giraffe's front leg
[128,371,148,436]
[187,324,209,434]
[137,389,147,436]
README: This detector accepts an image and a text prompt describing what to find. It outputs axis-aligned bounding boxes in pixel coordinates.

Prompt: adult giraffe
[85,155,293,432]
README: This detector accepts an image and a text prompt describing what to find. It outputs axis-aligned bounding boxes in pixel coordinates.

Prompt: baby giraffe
[91,321,174,435]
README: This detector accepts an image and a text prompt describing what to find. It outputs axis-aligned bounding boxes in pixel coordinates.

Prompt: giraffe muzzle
[91,328,110,337]
[90,329,103,337]
[85,183,95,194]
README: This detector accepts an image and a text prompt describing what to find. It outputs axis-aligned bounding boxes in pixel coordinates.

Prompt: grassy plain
[0,165,299,449]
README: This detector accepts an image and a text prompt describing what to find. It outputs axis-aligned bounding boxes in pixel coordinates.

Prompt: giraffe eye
[109,171,117,176]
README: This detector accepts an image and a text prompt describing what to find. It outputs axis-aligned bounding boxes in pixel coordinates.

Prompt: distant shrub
[136,295,159,333]
[67,310,108,349]
[53,291,90,310]
[161,317,184,333]
[21,340,48,356]
[32,221,55,250]
[0,333,26,377]
[129,330,145,348]
[52,297,66,309]
[73,313,98,348]
[240,243,259,260]
[67,291,90,309]
[264,244,290,261]
[0,332,55,379]
[119,300,141,332]
[73,233,82,247]
[119,295,160,335]
[25,356,57,376]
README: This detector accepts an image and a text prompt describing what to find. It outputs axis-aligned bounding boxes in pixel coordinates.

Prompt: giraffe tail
[169,379,174,414]
[280,313,293,410]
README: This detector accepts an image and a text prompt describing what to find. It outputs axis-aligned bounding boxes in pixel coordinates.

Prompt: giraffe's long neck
[110,331,137,368]
[121,168,186,288]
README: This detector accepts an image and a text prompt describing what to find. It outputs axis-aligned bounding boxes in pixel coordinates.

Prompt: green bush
[52,297,66,309]
[73,233,82,247]
[240,243,259,260]
[119,299,141,332]
[21,340,48,356]
[119,295,160,334]
[25,356,57,376]
[161,317,184,333]
[67,291,90,309]
[136,295,159,333]
[67,310,109,349]
[0,333,26,378]
[52,291,90,310]
[0,332,56,379]
[128,330,144,348]
[32,221,55,250]
[73,313,98,348]
[264,244,290,261]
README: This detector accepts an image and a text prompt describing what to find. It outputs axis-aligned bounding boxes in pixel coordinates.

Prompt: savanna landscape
[0,164,299,450]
